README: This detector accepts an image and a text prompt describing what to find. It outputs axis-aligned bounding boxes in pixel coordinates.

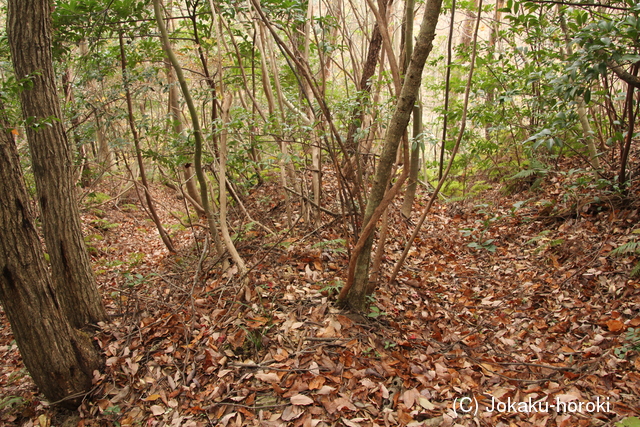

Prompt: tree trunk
[365,0,402,95]
[218,93,247,274]
[338,0,443,310]
[255,17,296,227]
[118,31,176,253]
[401,105,422,217]
[7,0,106,329]
[0,111,101,409]
[163,3,205,214]
[170,65,204,213]
[400,0,421,218]
[62,67,90,187]
[342,0,387,188]
[95,113,114,172]
[153,0,227,257]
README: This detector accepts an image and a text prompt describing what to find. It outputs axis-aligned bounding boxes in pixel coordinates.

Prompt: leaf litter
[0,171,639,427]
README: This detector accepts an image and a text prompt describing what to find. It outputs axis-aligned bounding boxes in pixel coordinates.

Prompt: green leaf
[0,396,24,410]
[620,54,640,63]
[616,417,640,427]
[610,241,640,256]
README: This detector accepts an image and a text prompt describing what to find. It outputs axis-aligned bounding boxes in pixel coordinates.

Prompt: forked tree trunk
[338,0,443,310]
[0,111,101,409]
[7,0,106,328]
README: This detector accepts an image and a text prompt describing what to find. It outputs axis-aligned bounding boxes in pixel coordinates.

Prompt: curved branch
[608,59,640,88]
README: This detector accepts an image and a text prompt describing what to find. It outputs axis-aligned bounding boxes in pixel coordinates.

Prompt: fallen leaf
[316,385,335,395]
[150,405,165,416]
[606,319,625,332]
[281,405,304,421]
[402,388,420,409]
[341,418,361,427]
[418,396,435,410]
[256,372,280,383]
[290,394,314,406]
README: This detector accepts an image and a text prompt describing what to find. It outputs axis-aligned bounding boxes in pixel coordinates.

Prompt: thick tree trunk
[0,116,101,408]
[339,0,443,310]
[7,0,106,329]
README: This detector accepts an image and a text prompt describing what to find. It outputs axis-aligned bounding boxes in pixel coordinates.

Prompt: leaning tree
[7,0,106,328]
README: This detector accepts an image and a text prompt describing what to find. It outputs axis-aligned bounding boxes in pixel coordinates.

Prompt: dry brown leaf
[255,371,280,383]
[309,375,325,390]
[316,385,335,395]
[228,329,247,349]
[290,394,314,406]
[401,388,420,409]
[340,418,361,427]
[149,405,165,416]
[281,405,304,421]
[606,319,625,332]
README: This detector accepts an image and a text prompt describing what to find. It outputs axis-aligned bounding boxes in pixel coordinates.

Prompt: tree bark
[338,0,443,310]
[0,111,101,408]
[400,0,422,218]
[7,0,106,329]
[165,3,205,215]
[153,0,227,258]
[342,0,387,186]
[218,93,247,274]
[365,0,402,95]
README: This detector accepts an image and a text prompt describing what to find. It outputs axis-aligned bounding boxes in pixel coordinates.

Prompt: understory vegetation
[0,0,639,425]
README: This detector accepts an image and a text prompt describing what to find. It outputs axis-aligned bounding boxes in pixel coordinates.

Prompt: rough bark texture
[344,0,386,157]
[0,118,101,408]
[7,0,106,329]
[341,0,443,310]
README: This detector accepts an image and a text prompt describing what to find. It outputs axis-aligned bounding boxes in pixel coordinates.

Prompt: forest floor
[1,163,639,427]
